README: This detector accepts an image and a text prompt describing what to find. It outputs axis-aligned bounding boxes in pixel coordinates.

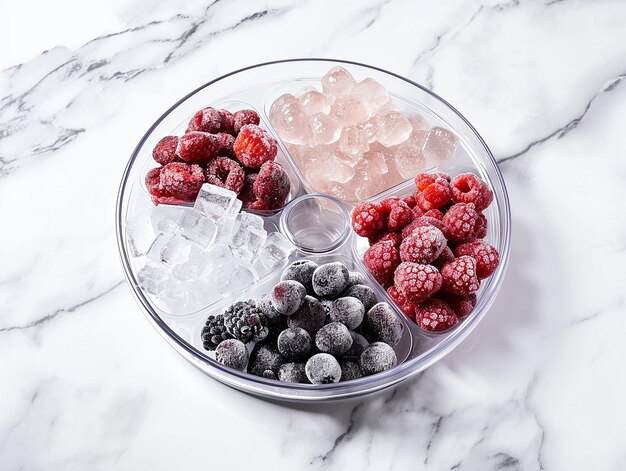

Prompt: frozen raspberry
[401,216,446,238]
[233,109,261,134]
[363,240,400,285]
[411,205,424,219]
[454,241,500,279]
[253,161,290,209]
[372,232,402,248]
[152,136,180,165]
[386,285,416,319]
[423,209,444,220]
[450,173,493,211]
[432,245,455,269]
[473,212,488,239]
[216,132,235,158]
[443,203,480,243]
[239,173,258,207]
[159,162,205,201]
[233,124,278,169]
[248,199,269,210]
[219,109,235,135]
[415,172,450,190]
[415,173,451,211]
[441,293,477,318]
[380,197,402,215]
[387,200,413,232]
[415,299,458,332]
[352,202,385,239]
[399,225,447,264]
[145,167,163,197]
[403,194,417,208]
[177,131,220,165]
[205,157,245,194]
[441,256,480,295]
[394,262,442,303]
[186,107,223,133]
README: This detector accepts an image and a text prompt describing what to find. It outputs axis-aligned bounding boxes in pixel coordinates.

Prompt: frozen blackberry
[278,362,310,384]
[262,370,277,380]
[363,303,403,347]
[201,314,233,351]
[305,353,342,384]
[312,262,350,298]
[215,339,248,371]
[360,342,397,376]
[224,300,269,343]
[277,327,313,360]
[315,322,353,356]
[248,343,285,378]
[346,271,366,288]
[329,296,365,330]
[281,260,319,293]
[340,361,362,382]
[343,284,377,312]
[288,295,326,335]
[255,294,287,339]
[342,331,369,360]
[271,280,307,316]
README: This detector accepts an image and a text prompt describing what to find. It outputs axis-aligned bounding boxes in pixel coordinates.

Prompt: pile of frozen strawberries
[146,107,290,210]
[352,172,500,332]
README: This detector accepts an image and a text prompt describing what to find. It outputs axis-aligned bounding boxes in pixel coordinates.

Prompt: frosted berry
[399,225,447,264]
[216,132,235,157]
[271,280,307,316]
[312,262,350,298]
[340,361,362,381]
[329,296,365,329]
[253,161,290,209]
[288,295,326,335]
[443,203,480,243]
[255,294,287,339]
[401,216,446,239]
[152,136,180,165]
[278,362,309,383]
[233,109,261,134]
[315,322,353,356]
[441,256,480,295]
[415,174,451,211]
[403,194,417,208]
[145,167,163,197]
[344,284,377,311]
[372,232,402,248]
[281,259,319,293]
[352,202,385,239]
[233,124,277,168]
[473,212,488,239]
[387,200,413,232]
[363,241,400,285]
[386,285,416,319]
[205,156,245,194]
[360,342,397,376]
[432,245,455,269]
[219,109,235,135]
[248,343,285,377]
[177,131,220,165]
[363,302,403,347]
[423,209,444,220]
[215,339,248,371]
[454,241,500,279]
[415,298,458,332]
[159,162,205,201]
[186,106,223,133]
[394,262,442,302]
[450,173,493,211]
[305,353,341,384]
[239,173,258,207]
[277,327,312,360]
[347,271,367,288]
[442,293,477,318]
[342,331,369,361]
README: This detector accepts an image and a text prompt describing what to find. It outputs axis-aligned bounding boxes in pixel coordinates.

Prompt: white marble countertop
[2,1,626,469]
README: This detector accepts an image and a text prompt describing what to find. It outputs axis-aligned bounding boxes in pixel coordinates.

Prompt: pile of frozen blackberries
[201,260,404,384]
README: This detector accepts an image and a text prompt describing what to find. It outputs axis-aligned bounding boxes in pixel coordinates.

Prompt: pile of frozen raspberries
[352,172,500,332]
[146,107,290,210]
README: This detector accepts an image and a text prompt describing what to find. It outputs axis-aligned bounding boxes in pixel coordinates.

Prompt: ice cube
[126,213,156,257]
[215,265,257,296]
[309,112,341,146]
[214,217,236,246]
[269,94,310,145]
[236,226,267,260]
[394,144,428,179]
[158,279,201,315]
[230,212,265,248]
[321,66,356,96]
[422,126,458,163]
[151,205,182,235]
[299,90,331,115]
[194,184,238,221]
[160,235,194,266]
[352,78,390,113]
[177,208,217,248]
[374,110,412,147]
[338,125,369,157]
[137,262,171,295]
[226,197,243,221]
[146,233,171,263]
[206,244,235,267]
[184,277,223,306]
[330,95,369,126]
[172,244,212,282]
[256,232,295,270]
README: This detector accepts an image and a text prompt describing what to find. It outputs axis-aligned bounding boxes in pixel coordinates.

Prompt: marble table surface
[2,0,626,469]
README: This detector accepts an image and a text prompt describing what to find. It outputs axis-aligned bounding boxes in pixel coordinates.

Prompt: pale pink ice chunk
[358,120,378,143]
[300,90,331,115]
[320,148,355,184]
[374,110,412,147]
[352,78,390,113]
[269,93,309,145]
[330,95,370,126]
[394,143,428,179]
[352,151,389,200]
[422,126,458,162]
[407,128,428,148]
[338,125,369,158]
[408,114,429,131]
[309,112,341,146]
[326,182,357,203]
[321,66,356,96]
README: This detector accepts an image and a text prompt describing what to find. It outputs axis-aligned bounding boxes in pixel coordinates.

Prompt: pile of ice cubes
[126,183,295,314]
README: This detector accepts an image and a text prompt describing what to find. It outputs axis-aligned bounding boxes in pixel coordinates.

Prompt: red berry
[387,200,413,232]
[473,212,488,239]
[352,202,385,239]
[423,209,444,220]
[432,245,454,269]
[216,132,235,158]
[253,161,290,209]
[219,109,235,135]
[441,256,480,295]
[177,131,220,165]
[145,167,163,196]
[233,109,261,134]
[159,162,205,201]
[374,232,402,248]
[205,157,245,194]
[233,124,278,169]
[411,205,424,219]
[403,195,417,208]
[415,299,458,332]
[454,241,500,279]
[363,241,401,285]
[450,173,493,211]
[387,285,416,319]
[380,197,402,215]
[394,262,442,303]
[416,176,451,211]
[415,172,450,191]
[441,293,477,318]
[443,203,479,243]
[399,225,447,264]
[401,216,446,239]
[248,199,270,210]
[186,107,223,133]
[152,136,180,165]
[240,173,258,208]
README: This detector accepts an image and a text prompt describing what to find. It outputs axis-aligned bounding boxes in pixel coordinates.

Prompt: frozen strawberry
[394,262,442,303]
[441,293,477,318]
[205,157,245,194]
[415,299,458,332]
[363,240,401,285]
[216,132,235,158]
[233,109,261,134]
[442,203,479,243]
[352,202,385,239]
[152,136,180,165]
[399,225,447,264]
[159,162,205,201]
[253,161,290,209]
[454,241,499,279]
[186,107,223,133]
[239,173,258,208]
[177,131,220,165]
[219,109,235,135]
[387,285,416,319]
[233,124,278,169]
[450,173,493,211]
[441,256,480,295]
